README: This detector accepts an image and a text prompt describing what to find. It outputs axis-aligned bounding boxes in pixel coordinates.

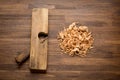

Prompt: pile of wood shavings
[57,22,94,57]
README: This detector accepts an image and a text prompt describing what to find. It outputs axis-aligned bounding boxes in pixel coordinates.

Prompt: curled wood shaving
[57,22,94,57]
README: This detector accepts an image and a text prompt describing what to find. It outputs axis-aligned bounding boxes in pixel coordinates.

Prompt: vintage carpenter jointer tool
[29,8,48,73]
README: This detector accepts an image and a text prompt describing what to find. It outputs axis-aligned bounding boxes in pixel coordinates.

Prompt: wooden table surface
[0,0,120,80]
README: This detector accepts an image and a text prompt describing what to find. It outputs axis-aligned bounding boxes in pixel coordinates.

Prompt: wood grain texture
[30,8,48,72]
[0,0,120,80]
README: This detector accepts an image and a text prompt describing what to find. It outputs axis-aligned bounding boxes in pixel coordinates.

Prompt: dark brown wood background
[0,0,120,80]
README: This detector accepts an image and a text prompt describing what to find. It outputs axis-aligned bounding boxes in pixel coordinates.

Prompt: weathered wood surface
[0,0,120,80]
[30,8,48,72]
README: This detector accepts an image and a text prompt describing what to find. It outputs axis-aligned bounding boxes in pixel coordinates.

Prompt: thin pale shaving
[57,22,94,57]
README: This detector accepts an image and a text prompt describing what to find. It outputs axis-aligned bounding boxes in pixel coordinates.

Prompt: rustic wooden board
[30,8,48,72]
[0,0,120,80]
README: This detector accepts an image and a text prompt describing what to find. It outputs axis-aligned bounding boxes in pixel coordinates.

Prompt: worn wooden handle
[15,51,29,65]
